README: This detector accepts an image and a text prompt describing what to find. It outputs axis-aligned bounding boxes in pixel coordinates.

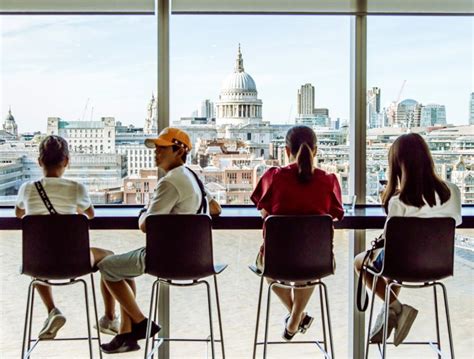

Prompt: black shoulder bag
[356,234,385,311]
[34,181,58,215]
[186,167,208,215]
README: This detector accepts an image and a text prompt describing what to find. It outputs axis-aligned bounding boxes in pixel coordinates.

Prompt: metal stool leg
[21,281,35,359]
[381,282,395,359]
[433,285,442,359]
[438,282,455,359]
[365,275,379,359]
[27,281,37,355]
[213,275,226,359]
[151,281,160,359]
[321,281,334,359]
[79,279,93,358]
[263,282,274,359]
[318,284,328,353]
[252,276,264,359]
[144,280,159,359]
[90,274,103,359]
[204,280,216,359]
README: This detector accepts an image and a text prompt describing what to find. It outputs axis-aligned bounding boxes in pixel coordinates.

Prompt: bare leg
[354,251,401,303]
[104,279,145,324]
[90,247,116,319]
[118,280,136,334]
[35,284,55,313]
[266,278,293,312]
[287,286,315,333]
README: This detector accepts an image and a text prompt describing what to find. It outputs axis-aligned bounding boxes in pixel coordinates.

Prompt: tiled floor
[1,229,473,358]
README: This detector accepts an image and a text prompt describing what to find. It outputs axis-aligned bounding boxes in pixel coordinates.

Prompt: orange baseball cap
[144,127,192,152]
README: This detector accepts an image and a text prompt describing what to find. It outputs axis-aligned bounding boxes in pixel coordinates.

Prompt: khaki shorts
[98,247,146,282]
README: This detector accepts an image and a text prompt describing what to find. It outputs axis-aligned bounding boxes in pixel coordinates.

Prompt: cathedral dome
[4,108,15,122]
[220,44,257,93]
[221,72,256,93]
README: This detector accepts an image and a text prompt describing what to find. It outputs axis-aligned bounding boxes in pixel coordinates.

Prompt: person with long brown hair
[251,125,344,341]
[354,133,461,346]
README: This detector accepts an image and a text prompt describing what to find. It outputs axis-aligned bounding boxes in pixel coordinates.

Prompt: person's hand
[209,198,222,217]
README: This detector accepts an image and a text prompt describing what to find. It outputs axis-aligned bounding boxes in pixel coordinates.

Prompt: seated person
[251,125,344,341]
[15,135,118,340]
[98,127,221,354]
[354,133,462,346]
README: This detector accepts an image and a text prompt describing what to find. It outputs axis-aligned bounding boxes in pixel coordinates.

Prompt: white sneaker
[38,308,66,340]
[94,315,119,335]
[369,306,397,343]
[394,304,418,346]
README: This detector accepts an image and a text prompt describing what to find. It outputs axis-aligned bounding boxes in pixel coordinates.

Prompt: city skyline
[1,15,472,132]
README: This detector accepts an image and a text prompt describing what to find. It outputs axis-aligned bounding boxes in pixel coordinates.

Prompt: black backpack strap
[186,167,208,214]
[34,181,58,215]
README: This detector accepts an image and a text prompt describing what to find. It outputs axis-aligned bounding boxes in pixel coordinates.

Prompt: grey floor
[1,229,473,358]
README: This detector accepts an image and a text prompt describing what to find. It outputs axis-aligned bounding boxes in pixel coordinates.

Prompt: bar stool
[365,217,456,358]
[143,214,227,359]
[250,215,335,359]
[20,214,102,359]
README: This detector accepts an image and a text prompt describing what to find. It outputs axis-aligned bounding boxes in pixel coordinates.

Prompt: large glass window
[0,15,157,204]
[366,16,473,203]
[171,15,350,205]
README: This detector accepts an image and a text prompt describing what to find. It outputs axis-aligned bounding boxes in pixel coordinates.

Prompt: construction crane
[387,80,407,126]
[81,98,90,121]
[395,79,407,103]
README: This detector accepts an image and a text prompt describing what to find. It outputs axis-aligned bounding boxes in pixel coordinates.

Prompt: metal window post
[349,2,367,358]
[156,4,171,359]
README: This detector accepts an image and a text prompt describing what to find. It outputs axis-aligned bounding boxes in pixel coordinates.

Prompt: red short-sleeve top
[251,163,344,221]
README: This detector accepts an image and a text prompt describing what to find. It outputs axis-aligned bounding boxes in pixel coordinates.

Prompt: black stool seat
[364,217,456,358]
[143,214,227,359]
[251,215,335,359]
[21,214,102,359]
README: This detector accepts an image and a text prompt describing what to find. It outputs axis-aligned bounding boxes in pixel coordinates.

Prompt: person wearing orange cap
[98,127,221,353]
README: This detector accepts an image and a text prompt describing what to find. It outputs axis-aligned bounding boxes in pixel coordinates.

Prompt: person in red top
[251,125,344,341]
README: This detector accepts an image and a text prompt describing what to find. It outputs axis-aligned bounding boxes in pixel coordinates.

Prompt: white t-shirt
[16,177,92,215]
[385,181,462,226]
[138,166,208,228]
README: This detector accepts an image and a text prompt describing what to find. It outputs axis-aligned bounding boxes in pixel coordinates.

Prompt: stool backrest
[22,214,91,280]
[145,214,215,280]
[263,215,334,282]
[383,217,456,282]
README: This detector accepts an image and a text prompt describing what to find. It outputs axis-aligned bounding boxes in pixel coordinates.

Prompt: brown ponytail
[296,142,314,183]
[285,125,317,183]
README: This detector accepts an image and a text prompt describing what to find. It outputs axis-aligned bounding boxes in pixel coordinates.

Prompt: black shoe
[298,313,314,334]
[131,318,161,341]
[100,333,140,354]
[282,315,297,342]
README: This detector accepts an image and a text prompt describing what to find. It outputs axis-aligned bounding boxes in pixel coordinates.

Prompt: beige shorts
[97,247,146,282]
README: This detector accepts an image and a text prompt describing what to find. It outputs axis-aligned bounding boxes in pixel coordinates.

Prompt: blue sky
[0,15,472,132]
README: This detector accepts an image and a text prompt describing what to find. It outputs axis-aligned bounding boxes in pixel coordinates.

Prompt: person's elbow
[138,214,147,233]
[84,206,95,219]
[15,206,25,218]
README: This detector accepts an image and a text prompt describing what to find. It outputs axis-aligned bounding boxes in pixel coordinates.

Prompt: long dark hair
[381,133,450,213]
[285,125,317,183]
[39,135,69,168]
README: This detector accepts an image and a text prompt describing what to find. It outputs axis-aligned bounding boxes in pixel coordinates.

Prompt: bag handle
[34,181,58,215]
[356,236,385,312]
